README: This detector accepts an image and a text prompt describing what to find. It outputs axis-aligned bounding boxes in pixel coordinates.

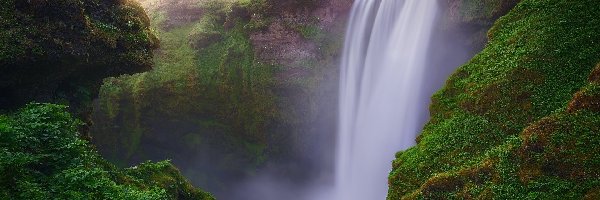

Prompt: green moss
[297,24,325,40]
[389,0,600,199]
[126,161,215,200]
[389,112,506,197]
[92,0,275,193]
[92,0,349,196]
[0,0,157,111]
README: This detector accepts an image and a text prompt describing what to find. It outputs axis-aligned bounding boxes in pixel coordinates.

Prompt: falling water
[334,0,438,199]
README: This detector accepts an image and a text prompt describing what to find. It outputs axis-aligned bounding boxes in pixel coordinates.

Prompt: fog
[225,0,489,199]
[92,0,491,199]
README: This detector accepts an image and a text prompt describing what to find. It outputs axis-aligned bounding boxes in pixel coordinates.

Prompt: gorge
[2,0,600,199]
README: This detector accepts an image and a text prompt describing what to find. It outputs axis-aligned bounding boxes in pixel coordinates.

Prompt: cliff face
[439,0,520,50]
[388,0,600,199]
[0,0,213,199]
[90,0,352,196]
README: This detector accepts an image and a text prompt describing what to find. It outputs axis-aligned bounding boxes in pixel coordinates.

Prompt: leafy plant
[0,103,213,200]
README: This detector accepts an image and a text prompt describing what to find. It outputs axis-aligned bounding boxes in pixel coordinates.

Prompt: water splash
[334,0,438,199]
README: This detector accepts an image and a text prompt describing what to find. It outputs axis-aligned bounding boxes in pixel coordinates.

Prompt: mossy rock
[388,0,600,199]
[92,1,277,195]
[0,0,157,111]
[92,0,350,197]
[126,161,215,200]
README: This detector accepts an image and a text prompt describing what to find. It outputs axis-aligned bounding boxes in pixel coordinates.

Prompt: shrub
[0,103,213,200]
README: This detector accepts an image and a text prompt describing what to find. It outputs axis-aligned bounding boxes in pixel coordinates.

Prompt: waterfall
[333,0,438,199]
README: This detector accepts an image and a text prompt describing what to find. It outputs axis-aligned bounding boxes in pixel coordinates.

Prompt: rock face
[249,0,353,180]
[0,0,213,199]
[388,0,600,199]
[250,22,317,69]
[444,0,519,26]
[90,0,353,198]
[250,0,351,68]
[0,0,158,113]
[439,0,520,50]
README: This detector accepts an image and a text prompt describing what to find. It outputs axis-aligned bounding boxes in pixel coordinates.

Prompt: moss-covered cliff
[91,0,351,196]
[0,0,213,199]
[388,0,600,199]
[93,0,275,191]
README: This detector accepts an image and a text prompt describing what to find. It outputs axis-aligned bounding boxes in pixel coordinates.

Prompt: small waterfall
[334,0,438,199]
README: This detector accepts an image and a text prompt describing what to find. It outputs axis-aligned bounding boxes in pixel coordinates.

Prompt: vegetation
[92,0,348,196]
[5,0,598,198]
[0,103,214,200]
[388,0,600,199]
[0,0,214,198]
[93,0,276,193]
[0,0,158,111]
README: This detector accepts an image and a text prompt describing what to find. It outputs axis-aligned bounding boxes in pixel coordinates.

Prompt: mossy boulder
[0,0,158,111]
[388,0,600,199]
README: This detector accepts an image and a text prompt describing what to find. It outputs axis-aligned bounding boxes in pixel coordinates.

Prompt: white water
[333,0,438,199]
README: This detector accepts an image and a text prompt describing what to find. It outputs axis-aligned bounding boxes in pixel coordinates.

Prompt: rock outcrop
[0,0,158,112]
[90,0,353,197]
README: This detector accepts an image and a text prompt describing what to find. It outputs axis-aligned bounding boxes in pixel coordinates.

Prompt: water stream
[333,1,438,199]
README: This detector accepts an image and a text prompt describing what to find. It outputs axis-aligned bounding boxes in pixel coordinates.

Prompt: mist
[89,0,494,199]
[224,0,489,199]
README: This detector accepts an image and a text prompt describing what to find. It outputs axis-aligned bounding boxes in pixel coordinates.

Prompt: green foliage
[0,103,213,200]
[454,0,517,25]
[297,24,325,40]
[97,0,275,143]
[126,161,215,200]
[388,0,600,199]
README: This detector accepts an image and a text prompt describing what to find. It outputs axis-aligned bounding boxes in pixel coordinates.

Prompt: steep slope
[388,0,600,199]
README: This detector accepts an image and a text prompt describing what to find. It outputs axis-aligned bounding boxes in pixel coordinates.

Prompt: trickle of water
[333,0,438,199]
